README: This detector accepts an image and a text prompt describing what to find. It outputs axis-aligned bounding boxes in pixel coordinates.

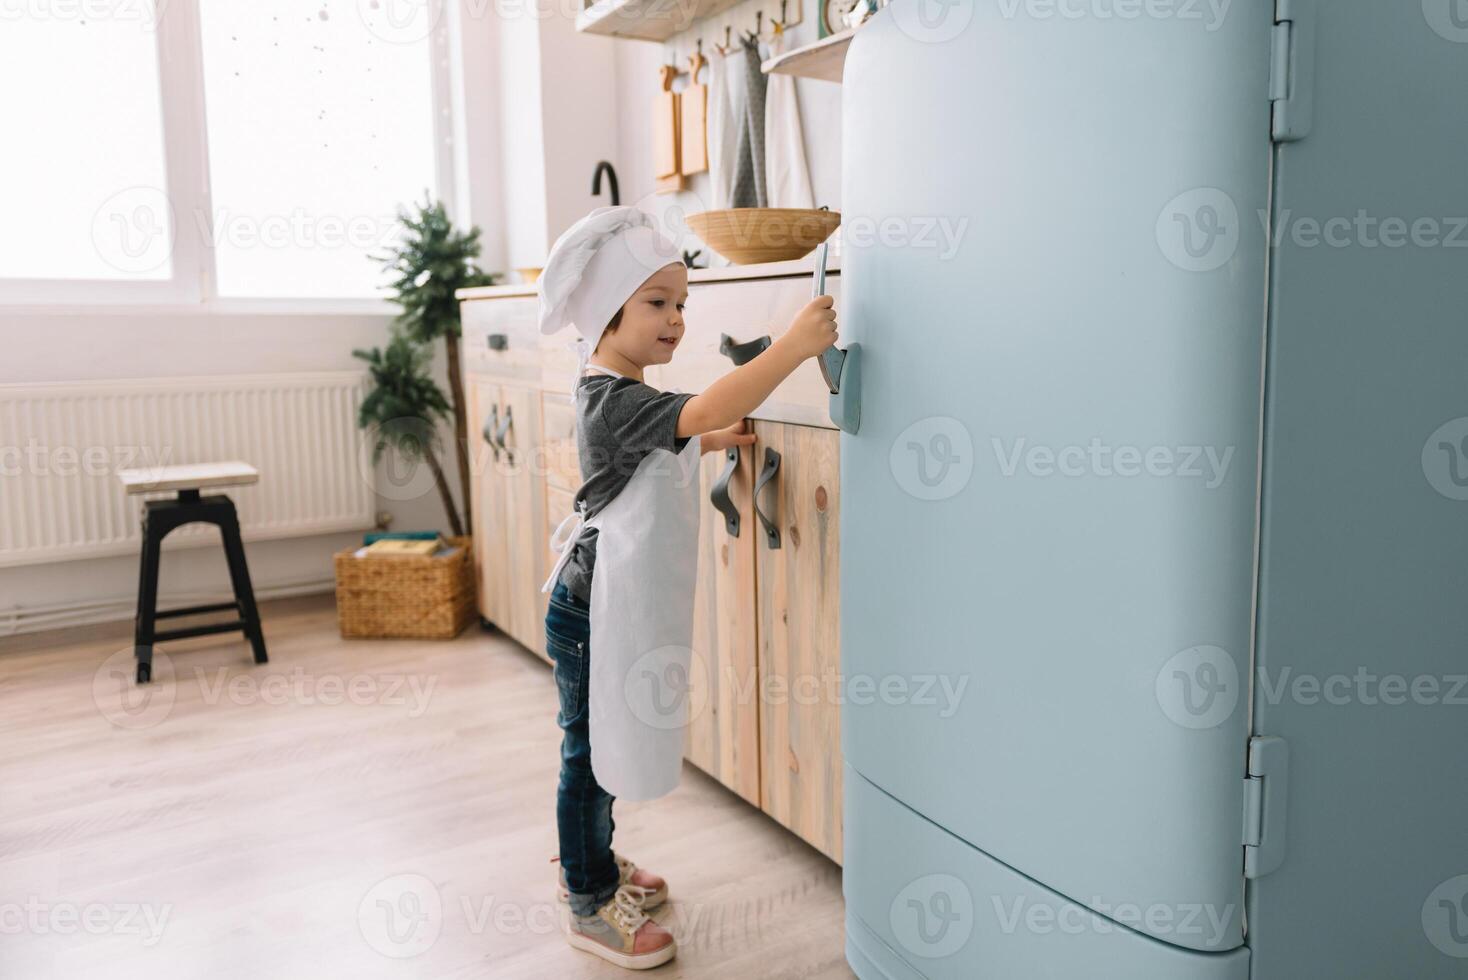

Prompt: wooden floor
[0,597,852,979]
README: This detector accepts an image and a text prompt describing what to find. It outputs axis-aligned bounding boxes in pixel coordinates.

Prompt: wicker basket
[334,536,476,639]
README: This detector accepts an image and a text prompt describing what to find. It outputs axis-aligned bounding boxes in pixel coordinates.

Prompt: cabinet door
[751,421,842,862]
[498,383,548,657]
[470,379,511,629]
[685,443,760,806]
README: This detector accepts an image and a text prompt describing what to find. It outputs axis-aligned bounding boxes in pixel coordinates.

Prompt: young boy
[536,208,837,969]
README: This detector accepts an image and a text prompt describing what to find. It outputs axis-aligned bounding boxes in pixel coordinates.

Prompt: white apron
[541,364,703,801]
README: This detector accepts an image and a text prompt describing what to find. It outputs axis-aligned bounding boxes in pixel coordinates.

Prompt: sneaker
[564,885,676,970]
[556,853,668,910]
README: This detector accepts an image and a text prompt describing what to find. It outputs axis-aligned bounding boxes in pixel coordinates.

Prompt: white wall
[0,0,845,638]
[612,0,845,235]
[0,310,458,637]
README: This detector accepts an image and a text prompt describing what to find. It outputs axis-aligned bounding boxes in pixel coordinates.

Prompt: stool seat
[123,462,267,683]
[118,461,259,495]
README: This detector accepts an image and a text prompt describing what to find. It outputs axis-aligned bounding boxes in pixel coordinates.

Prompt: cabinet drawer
[653,274,842,429]
[540,392,580,494]
[460,296,542,384]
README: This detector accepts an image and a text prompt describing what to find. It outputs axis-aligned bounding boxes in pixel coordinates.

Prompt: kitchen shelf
[761,26,857,83]
[575,0,746,42]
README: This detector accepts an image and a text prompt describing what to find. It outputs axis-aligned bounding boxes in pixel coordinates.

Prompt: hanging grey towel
[729,35,769,209]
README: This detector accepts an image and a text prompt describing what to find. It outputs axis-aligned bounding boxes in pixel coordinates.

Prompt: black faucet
[591,161,619,206]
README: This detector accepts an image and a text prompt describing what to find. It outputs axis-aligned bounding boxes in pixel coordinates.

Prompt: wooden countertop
[456,253,842,302]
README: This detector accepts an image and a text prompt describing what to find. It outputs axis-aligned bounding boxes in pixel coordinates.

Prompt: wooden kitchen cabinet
[751,421,843,863]
[686,443,761,806]
[459,261,845,862]
[497,383,549,658]
[469,377,551,663]
[469,379,511,631]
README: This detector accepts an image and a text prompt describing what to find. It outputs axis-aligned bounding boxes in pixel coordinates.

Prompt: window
[0,0,453,305]
[0,15,172,281]
[198,1,439,298]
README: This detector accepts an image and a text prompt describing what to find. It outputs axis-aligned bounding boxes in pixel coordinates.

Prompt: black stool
[120,463,268,684]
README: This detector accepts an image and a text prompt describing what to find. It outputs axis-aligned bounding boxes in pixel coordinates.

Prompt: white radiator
[0,373,375,568]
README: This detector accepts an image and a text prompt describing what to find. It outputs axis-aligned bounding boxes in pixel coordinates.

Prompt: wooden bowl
[686,208,841,265]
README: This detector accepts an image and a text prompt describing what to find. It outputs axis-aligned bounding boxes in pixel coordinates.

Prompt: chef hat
[537,207,683,373]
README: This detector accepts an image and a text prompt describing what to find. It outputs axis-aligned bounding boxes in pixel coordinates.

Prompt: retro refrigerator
[836,1,1468,978]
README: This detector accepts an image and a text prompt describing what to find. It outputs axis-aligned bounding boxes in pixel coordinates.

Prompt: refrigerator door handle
[810,240,862,434]
[753,447,782,549]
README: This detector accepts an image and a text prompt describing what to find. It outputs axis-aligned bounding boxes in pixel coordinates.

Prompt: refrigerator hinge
[1271,0,1315,142]
[1243,736,1290,879]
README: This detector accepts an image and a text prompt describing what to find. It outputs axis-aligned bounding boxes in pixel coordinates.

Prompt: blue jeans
[545,580,620,917]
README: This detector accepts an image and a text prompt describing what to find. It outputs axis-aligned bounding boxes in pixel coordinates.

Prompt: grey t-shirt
[558,374,696,602]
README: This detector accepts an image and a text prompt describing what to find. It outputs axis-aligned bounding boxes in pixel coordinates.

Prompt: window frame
[0,0,458,312]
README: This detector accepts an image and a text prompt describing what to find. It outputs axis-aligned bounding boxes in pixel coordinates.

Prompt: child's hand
[780,296,839,360]
[700,419,757,454]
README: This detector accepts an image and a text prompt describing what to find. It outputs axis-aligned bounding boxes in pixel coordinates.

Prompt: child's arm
[675,295,839,439]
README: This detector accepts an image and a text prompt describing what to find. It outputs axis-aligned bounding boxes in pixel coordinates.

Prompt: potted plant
[354,331,464,536]
[375,197,499,530]
[339,331,478,640]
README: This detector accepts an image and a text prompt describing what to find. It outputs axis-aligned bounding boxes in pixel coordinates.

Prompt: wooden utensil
[680,47,709,176]
[653,63,681,183]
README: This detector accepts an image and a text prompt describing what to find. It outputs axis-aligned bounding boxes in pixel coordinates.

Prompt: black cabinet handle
[753,447,781,549]
[709,447,741,537]
[494,404,514,460]
[720,333,772,366]
[487,332,508,351]
[483,405,500,460]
